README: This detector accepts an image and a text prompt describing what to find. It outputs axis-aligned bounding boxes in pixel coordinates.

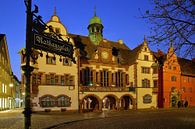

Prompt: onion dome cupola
[88,7,104,45]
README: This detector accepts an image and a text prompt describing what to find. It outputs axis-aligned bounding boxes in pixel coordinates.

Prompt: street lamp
[9,83,13,87]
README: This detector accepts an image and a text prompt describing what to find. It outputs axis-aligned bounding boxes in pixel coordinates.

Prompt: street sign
[33,33,74,58]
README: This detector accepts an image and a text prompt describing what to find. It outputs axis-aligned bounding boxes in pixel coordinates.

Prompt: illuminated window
[57,96,71,107]
[40,96,55,107]
[2,83,6,93]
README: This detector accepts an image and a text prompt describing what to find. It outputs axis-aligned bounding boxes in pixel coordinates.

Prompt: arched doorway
[170,93,179,107]
[82,95,100,112]
[102,95,117,110]
[120,95,133,110]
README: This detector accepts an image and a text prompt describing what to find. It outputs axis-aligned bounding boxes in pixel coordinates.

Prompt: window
[144,55,149,61]
[69,76,75,86]
[130,82,133,87]
[55,76,59,85]
[184,76,186,82]
[182,87,186,92]
[126,74,129,85]
[84,67,93,86]
[61,76,65,85]
[173,67,176,70]
[142,79,150,88]
[100,70,109,87]
[46,75,50,84]
[144,47,147,51]
[171,87,176,92]
[32,74,41,85]
[171,76,177,81]
[50,74,55,85]
[2,83,6,93]
[57,96,71,107]
[40,96,56,107]
[153,80,158,88]
[63,58,72,66]
[115,71,124,87]
[46,56,56,65]
[55,28,60,34]
[188,77,190,82]
[169,66,171,69]
[142,67,150,74]
[189,87,192,93]
[153,67,158,74]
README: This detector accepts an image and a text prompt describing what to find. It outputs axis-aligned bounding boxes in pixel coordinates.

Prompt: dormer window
[144,55,149,61]
[55,28,60,34]
[63,58,72,66]
[144,47,147,51]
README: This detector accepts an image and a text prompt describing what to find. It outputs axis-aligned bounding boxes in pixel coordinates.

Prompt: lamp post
[22,0,34,128]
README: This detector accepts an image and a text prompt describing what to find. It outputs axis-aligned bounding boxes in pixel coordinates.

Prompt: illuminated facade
[19,9,195,112]
[162,44,195,108]
[0,34,15,111]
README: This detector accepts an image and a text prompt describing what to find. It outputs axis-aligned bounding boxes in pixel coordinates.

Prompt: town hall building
[19,9,194,112]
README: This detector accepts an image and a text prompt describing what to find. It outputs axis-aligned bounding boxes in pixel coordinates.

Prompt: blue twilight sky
[0,0,160,80]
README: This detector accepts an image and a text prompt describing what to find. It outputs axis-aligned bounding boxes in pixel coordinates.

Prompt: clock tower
[88,7,104,45]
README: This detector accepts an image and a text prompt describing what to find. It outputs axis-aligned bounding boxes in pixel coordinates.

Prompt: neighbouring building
[128,38,158,109]
[0,34,15,111]
[162,44,195,108]
[19,9,159,112]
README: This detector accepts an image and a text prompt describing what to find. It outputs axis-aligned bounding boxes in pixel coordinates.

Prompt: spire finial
[94,6,96,16]
[54,6,56,15]
[170,39,173,48]
[144,35,147,44]
[144,35,147,41]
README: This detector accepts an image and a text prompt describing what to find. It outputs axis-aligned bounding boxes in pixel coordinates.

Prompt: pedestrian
[177,101,181,108]
[184,101,188,108]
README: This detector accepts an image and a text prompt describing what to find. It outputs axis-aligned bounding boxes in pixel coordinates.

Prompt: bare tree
[141,0,195,58]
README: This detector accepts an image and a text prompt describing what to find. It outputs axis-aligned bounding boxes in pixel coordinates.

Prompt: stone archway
[81,94,101,112]
[120,94,135,110]
[102,95,118,110]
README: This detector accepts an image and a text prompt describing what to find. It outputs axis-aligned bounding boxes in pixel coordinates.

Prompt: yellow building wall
[128,42,158,109]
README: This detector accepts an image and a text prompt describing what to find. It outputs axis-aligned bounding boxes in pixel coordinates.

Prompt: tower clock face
[101,51,109,59]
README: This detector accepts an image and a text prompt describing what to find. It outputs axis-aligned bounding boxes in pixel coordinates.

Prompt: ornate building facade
[19,9,195,112]
[20,10,158,112]
[162,44,195,108]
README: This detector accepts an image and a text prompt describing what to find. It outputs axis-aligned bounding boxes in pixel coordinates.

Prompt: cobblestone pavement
[54,108,195,129]
[0,108,195,129]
